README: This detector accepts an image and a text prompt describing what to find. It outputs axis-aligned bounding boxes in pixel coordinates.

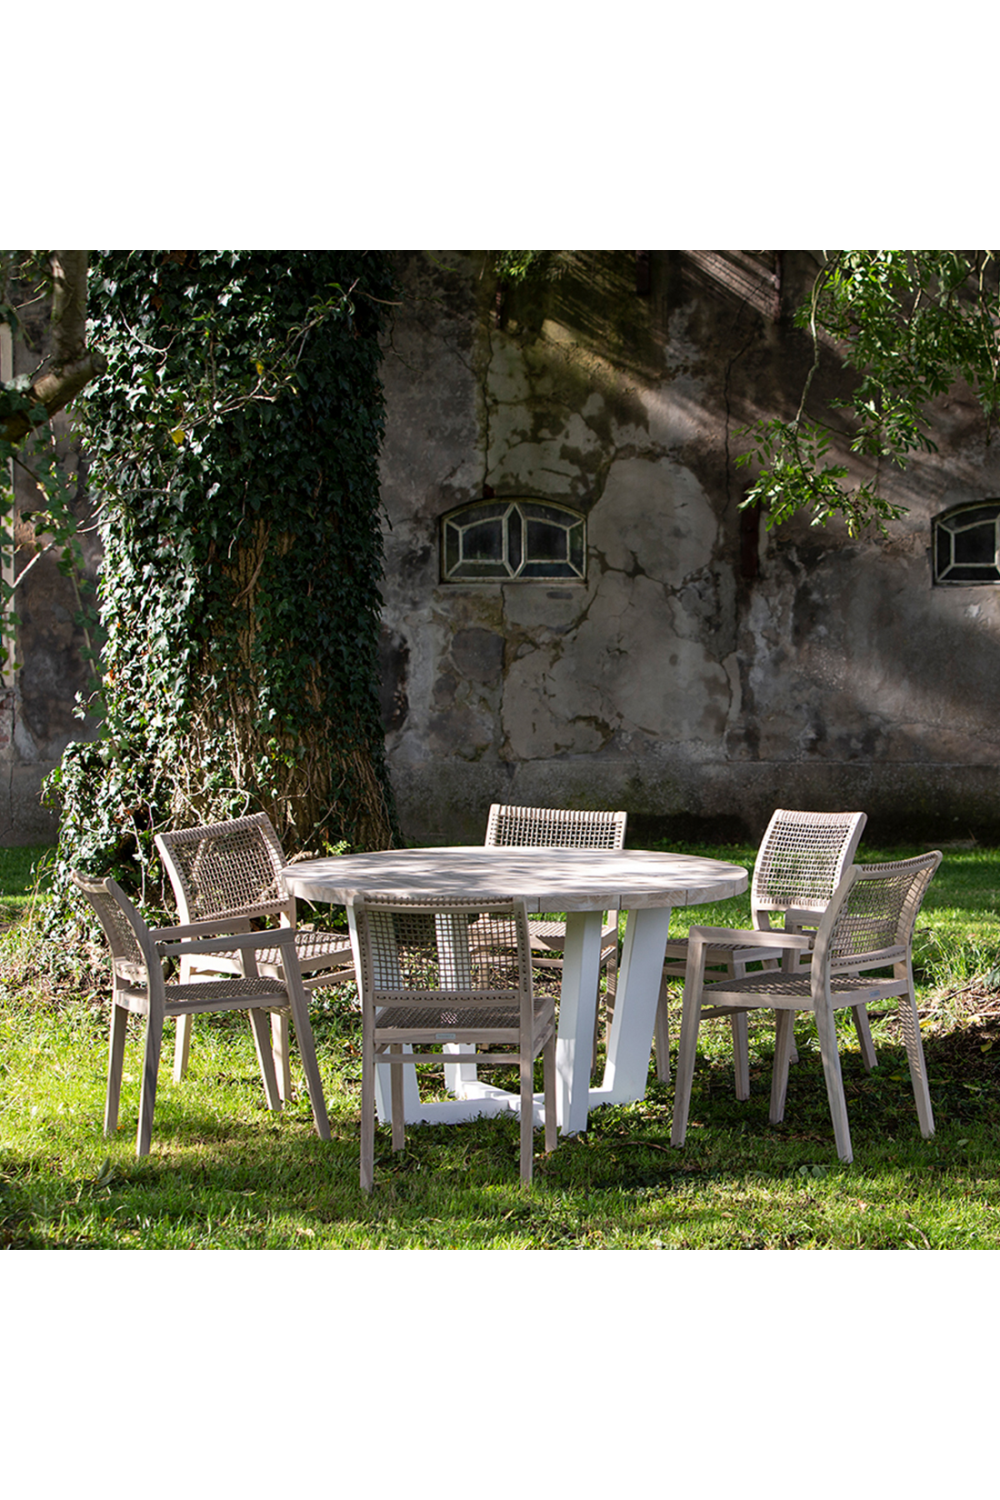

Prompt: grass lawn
[3,838,1000,1252]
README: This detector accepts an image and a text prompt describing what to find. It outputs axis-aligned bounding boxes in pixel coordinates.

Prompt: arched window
[933,502,1000,585]
[441,498,586,582]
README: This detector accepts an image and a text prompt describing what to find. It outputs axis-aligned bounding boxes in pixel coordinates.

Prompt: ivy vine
[44,250,401,930]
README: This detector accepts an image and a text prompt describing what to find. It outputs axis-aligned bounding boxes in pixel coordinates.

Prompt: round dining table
[282,846,748,1135]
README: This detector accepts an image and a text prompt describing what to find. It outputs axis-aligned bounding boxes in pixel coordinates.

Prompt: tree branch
[1,251,107,443]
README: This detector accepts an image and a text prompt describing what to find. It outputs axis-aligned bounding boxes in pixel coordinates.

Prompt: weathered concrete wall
[1,283,101,845]
[378,251,1000,846]
[12,251,1000,851]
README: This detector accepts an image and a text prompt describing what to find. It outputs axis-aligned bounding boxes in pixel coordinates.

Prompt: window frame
[933,502,1000,586]
[440,497,587,584]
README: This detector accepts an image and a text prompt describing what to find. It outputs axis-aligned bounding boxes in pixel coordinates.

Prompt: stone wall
[1,282,101,845]
[10,250,1000,852]
[377,251,1000,846]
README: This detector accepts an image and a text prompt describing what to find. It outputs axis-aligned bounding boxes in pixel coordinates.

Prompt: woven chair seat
[202,931,353,973]
[529,917,617,951]
[664,936,786,960]
[164,976,290,1010]
[374,1003,525,1034]
[699,972,869,1006]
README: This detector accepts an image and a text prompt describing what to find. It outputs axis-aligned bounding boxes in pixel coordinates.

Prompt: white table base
[361,902,674,1136]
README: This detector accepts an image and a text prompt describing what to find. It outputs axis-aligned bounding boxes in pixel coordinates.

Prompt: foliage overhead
[737,251,1000,536]
[44,250,400,928]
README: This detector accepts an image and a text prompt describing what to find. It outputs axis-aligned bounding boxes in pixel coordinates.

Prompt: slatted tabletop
[282,846,748,911]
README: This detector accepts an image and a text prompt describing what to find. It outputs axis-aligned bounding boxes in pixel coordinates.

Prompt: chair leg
[852,1005,878,1073]
[390,1046,406,1151]
[731,1012,750,1100]
[173,1012,193,1083]
[653,975,671,1085]
[670,981,704,1148]
[360,1027,376,1193]
[769,1009,797,1123]
[137,1006,165,1157]
[605,945,618,1010]
[519,1053,535,1184]
[248,1009,282,1112]
[543,1036,557,1155]
[271,1012,292,1101]
[813,995,853,1163]
[897,967,935,1139]
[285,973,331,1140]
[105,1003,129,1135]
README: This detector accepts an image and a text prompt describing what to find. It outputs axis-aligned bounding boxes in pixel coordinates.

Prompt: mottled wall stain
[379,251,1000,846]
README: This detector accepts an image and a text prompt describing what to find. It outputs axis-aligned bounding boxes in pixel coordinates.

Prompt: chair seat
[185,931,355,991]
[700,970,904,1008]
[664,936,786,960]
[528,917,617,951]
[374,1000,551,1039]
[163,976,291,1016]
[287,931,354,967]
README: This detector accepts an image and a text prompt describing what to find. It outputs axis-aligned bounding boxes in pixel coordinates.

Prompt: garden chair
[155,813,355,1100]
[354,894,558,1190]
[654,808,868,1093]
[484,803,627,1058]
[670,851,941,1163]
[72,870,331,1157]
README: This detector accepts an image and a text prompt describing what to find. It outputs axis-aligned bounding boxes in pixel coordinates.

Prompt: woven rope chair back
[826,854,941,969]
[72,873,152,985]
[355,895,532,1006]
[157,813,288,924]
[751,809,867,916]
[485,803,627,851]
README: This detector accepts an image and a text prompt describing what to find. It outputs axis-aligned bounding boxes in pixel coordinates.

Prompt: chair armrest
[783,907,823,928]
[687,926,814,952]
[152,925,296,958]
[150,913,271,941]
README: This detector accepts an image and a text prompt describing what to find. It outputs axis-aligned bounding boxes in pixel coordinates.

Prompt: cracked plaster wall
[378,251,1000,846]
[14,252,1000,851]
[1,296,101,845]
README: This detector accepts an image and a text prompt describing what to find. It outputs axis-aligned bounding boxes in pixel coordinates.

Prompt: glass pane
[461,518,504,563]
[952,522,997,567]
[525,519,568,563]
[456,559,511,578]
[443,523,461,577]
[521,560,576,578]
[949,505,998,531]
[568,523,584,575]
[525,502,575,527]
[452,502,508,524]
